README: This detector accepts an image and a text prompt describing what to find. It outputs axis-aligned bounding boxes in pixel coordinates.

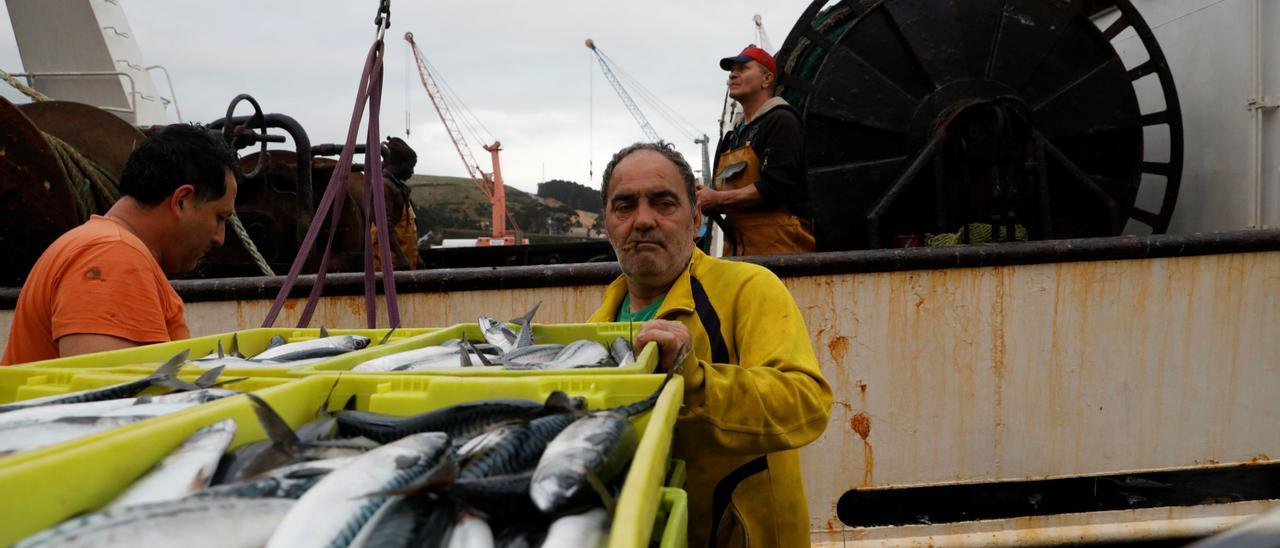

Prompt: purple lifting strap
[261,36,400,329]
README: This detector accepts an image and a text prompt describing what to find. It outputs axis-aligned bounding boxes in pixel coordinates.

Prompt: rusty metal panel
[180,285,606,335]
[795,251,1280,540]
[812,499,1278,547]
[2,250,1278,544]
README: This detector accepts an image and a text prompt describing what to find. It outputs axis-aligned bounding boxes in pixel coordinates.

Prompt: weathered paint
[177,284,608,334]
[1,251,1277,543]
[793,251,1280,542]
[812,499,1279,547]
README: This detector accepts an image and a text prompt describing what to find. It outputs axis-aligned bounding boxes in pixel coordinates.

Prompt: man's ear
[170,184,197,214]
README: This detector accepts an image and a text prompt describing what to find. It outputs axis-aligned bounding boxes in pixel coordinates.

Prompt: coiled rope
[2,68,274,276]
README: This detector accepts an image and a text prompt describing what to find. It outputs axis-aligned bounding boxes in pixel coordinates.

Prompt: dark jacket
[714,99,812,219]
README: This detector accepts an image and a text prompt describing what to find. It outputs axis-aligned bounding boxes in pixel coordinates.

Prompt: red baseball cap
[719,44,776,75]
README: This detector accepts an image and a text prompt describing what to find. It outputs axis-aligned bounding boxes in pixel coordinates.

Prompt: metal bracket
[1246,95,1280,111]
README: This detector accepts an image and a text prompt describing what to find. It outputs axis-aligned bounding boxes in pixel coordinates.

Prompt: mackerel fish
[542,507,610,548]
[196,456,356,500]
[445,513,495,548]
[479,302,542,354]
[529,411,638,513]
[15,497,295,548]
[458,413,579,480]
[349,496,456,548]
[265,432,452,548]
[503,339,612,370]
[105,418,237,509]
[250,332,370,362]
[216,394,377,483]
[0,350,190,414]
[528,365,679,513]
[0,401,205,457]
[335,391,580,445]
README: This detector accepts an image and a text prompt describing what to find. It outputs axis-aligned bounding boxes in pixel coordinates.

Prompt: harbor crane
[585,38,711,187]
[405,32,523,246]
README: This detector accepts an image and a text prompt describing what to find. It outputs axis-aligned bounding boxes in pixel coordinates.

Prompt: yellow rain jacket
[590,249,832,547]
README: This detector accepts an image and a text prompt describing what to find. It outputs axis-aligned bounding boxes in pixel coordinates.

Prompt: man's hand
[695,184,721,215]
[636,319,693,373]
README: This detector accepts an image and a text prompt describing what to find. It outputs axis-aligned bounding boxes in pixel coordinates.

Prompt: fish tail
[378,324,400,346]
[151,349,190,379]
[147,349,198,391]
[245,392,302,456]
[193,365,226,388]
[509,301,543,325]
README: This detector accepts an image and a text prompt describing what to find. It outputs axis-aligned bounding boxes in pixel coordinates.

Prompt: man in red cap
[697,44,815,256]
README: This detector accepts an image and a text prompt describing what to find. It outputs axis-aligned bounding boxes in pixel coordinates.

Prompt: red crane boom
[404,32,521,244]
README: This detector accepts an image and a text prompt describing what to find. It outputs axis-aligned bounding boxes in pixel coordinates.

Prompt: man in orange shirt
[3,124,238,364]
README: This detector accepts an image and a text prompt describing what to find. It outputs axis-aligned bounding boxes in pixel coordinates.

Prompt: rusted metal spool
[0,98,79,285]
[17,100,146,179]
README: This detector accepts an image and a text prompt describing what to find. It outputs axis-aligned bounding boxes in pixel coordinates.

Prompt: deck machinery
[776,0,1183,250]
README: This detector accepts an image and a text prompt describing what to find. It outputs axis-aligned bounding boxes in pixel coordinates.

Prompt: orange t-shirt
[2,216,189,365]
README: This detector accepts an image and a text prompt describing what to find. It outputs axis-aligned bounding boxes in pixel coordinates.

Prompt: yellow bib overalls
[715,142,815,256]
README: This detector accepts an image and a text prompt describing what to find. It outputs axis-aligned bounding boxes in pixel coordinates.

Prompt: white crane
[585,38,711,186]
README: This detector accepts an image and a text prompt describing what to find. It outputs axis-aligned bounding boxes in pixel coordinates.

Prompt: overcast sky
[0,1,811,194]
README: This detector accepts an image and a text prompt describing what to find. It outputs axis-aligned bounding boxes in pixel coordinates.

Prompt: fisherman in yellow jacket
[589,141,832,547]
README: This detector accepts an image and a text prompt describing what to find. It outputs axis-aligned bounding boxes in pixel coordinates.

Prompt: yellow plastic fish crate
[0,372,683,548]
[655,488,689,548]
[12,326,436,376]
[666,458,687,489]
[0,367,291,405]
[304,321,659,376]
[0,369,300,545]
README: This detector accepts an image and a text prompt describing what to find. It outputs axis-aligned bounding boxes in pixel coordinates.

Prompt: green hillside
[406,174,587,240]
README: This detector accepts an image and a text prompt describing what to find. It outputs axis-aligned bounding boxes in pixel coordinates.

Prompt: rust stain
[863,440,874,486]
[823,500,841,533]
[834,401,852,413]
[827,335,849,366]
[850,412,873,486]
[1248,453,1272,464]
[344,297,364,317]
[849,412,871,439]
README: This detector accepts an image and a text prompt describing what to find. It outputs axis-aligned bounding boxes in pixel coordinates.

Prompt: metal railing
[9,71,137,115]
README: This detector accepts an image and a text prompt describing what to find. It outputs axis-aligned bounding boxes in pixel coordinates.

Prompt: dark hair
[600,141,697,215]
[120,123,238,205]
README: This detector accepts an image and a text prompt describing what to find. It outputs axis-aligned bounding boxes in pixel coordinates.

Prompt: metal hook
[374,0,391,28]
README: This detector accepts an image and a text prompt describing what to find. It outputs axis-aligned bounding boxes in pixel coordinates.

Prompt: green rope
[4,66,276,277]
[926,223,1029,247]
[228,213,274,276]
[0,67,51,101]
[45,133,120,219]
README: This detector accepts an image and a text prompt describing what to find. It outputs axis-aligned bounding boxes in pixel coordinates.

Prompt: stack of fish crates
[0,320,687,548]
